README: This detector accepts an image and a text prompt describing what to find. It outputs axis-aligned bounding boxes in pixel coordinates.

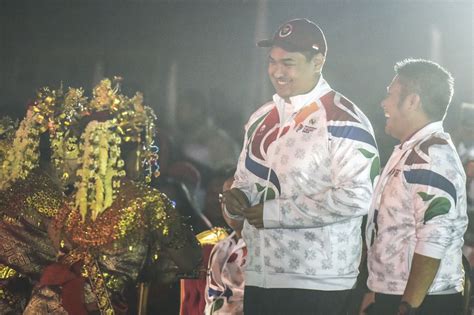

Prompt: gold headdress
[0,116,18,164]
[0,87,88,190]
[73,78,160,222]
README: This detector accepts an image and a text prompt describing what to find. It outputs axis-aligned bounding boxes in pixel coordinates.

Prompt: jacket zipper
[261,99,287,287]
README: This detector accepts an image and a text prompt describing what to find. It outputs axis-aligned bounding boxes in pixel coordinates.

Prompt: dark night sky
[1,0,473,164]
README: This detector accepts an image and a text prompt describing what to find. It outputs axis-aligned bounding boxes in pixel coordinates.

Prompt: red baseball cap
[257,18,327,56]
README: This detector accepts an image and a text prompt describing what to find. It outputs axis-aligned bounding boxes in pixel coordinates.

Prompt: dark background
[1,0,472,165]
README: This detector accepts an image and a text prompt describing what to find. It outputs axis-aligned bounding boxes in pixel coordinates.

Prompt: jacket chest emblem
[296,123,317,134]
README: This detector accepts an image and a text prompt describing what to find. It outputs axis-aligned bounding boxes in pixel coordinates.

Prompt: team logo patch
[302,126,317,133]
[295,123,317,133]
[279,24,293,38]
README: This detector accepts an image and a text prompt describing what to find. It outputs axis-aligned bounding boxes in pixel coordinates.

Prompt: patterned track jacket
[366,121,467,294]
[205,232,247,315]
[233,77,378,290]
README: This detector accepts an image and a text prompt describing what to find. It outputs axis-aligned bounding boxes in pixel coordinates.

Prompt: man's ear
[312,53,325,74]
[406,93,422,111]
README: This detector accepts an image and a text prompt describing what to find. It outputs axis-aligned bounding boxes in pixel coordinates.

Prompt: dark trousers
[367,292,463,315]
[243,286,351,315]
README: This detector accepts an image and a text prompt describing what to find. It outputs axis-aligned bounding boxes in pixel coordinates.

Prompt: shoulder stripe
[403,169,457,205]
[405,149,428,166]
[419,136,449,155]
[339,96,357,116]
[320,91,359,123]
[328,125,377,149]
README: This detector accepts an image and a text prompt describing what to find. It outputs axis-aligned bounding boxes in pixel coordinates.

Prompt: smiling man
[364,59,468,315]
[223,18,379,314]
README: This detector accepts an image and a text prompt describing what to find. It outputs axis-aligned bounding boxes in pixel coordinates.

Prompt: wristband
[223,204,245,221]
[398,301,417,315]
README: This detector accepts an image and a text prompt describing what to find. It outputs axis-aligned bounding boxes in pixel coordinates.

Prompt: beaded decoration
[0,116,18,164]
[0,265,20,308]
[0,87,87,190]
[73,78,160,222]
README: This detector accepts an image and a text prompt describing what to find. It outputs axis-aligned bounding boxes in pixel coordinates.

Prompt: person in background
[363,59,467,315]
[223,18,378,314]
[0,87,87,314]
[203,168,238,229]
[11,79,202,315]
[174,89,240,181]
[205,176,247,315]
[178,169,237,315]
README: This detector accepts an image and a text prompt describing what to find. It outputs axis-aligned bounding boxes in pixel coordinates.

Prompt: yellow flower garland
[0,87,87,190]
[75,120,124,222]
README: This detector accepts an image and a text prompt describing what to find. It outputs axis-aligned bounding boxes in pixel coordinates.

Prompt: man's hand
[243,204,264,228]
[222,188,265,228]
[222,188,249,216]
[401,253,440,307]
[358,291,375,315]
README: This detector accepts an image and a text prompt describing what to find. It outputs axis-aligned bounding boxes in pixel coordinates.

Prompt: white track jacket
[233,77,378,290]
[366,121,467,295]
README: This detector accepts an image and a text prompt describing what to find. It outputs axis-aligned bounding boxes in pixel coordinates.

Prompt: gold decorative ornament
[0,87,88,190]
[0,116,18,164]
[73,78,160,222]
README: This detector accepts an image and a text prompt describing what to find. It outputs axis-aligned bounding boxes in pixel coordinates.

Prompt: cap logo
[279,24,293,38]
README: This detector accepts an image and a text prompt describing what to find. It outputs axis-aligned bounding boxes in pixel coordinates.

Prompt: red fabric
[40,262,87,315]
[180,245,214,315]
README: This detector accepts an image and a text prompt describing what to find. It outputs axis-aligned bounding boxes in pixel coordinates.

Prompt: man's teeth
[384,112,390,118]
[277,79,288,85]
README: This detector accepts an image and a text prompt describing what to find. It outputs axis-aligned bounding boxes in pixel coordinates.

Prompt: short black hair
[300,50,319,62]
[394,58,454,121]
[39,132,52,167]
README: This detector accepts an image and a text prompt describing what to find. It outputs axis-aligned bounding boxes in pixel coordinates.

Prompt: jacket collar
[272,76,332,113]
[399,121,444,150]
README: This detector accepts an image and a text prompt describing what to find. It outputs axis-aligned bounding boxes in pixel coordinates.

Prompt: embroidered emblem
[302,126,317,133]
[279,24,293,38]
[296,123,317,134]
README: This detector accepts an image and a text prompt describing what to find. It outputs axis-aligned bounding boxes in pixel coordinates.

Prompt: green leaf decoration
[423,196,451,224]
[212,298,224,313]
[370,156,380,185]
[417,191,435,202]
[358,148,375,159]
[247,112,269,140]
[266,188,276,201]
[255,183,265,192]
[259,187,276,203]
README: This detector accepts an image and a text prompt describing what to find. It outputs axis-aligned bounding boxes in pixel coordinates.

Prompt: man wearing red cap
[223,18,379,314]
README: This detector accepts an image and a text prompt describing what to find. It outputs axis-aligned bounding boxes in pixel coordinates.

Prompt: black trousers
[243,286,352,315]
[367,292,463,315]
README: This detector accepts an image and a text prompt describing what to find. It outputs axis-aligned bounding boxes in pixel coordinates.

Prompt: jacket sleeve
[231,112,261,204]
[263,124,378,228]
[410,145,467,259]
